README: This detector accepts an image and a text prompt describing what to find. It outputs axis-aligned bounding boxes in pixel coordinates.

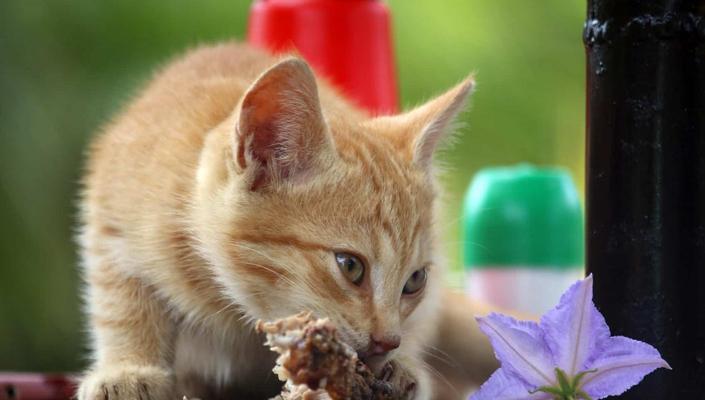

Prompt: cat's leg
[78,257,176,400]
[173,319,282,399]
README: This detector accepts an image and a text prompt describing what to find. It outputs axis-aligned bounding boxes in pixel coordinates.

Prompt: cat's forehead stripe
[229,232,329,253]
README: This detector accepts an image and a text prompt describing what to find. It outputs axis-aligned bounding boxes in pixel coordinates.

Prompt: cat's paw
[377,360,417,399]
[78,365,174,400]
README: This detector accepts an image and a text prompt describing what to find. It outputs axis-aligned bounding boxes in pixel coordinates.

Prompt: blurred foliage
[0,1,584,371]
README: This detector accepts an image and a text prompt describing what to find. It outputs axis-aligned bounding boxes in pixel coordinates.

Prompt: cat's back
[82,43,277,226]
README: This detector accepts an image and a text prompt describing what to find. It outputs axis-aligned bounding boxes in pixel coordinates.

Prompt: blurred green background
[0,1,584,371]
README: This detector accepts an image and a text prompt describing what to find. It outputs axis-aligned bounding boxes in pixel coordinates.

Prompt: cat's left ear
[234,58,332,190]
[372,76,475,171]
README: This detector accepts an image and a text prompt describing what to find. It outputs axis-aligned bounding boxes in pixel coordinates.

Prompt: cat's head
[194,58,473,366]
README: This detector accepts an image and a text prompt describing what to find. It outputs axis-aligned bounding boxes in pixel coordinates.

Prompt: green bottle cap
[462,164,584,269]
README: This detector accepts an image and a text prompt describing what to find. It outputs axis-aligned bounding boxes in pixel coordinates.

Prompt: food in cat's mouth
[257,312,415,400]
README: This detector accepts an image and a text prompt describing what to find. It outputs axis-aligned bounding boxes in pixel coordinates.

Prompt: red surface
[247,0,399,115]
[0,374,75,400]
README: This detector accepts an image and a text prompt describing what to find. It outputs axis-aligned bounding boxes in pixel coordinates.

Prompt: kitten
[77,42,495,400]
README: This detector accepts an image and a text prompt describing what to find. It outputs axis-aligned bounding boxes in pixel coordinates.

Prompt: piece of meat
[257,313,410,400]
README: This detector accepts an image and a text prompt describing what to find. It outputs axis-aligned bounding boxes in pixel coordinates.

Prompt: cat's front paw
[78,365,174,400]
[377,360,417,399]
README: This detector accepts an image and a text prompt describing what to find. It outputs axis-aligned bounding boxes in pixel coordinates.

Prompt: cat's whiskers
[419,358,461,398]
[419,346,459,369]
[231,242,304,276]
[229,243,311,291]
[209,299,242,320]
[240,261,299,288]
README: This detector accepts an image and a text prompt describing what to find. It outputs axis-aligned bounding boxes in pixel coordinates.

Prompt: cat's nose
[368,334,401,356]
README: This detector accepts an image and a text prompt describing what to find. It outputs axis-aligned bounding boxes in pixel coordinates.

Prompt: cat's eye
[335,252,365,285]
[403,267,427,295]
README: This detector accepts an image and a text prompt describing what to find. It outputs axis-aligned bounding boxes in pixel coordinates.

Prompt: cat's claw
[78,365,174,400]
[378,362,394,381]
[376,360,417,399]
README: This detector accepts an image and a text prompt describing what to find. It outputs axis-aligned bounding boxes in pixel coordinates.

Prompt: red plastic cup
[247,0,399,115]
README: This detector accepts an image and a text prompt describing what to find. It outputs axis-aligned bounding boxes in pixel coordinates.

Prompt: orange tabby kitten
[77,42,495,400]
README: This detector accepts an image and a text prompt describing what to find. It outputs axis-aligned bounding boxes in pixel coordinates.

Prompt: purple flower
[470,275,671,400]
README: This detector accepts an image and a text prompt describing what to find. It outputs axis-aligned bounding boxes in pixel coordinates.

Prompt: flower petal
[580,336,671,398]
[469,368,552,400]
[540,274,610,375]
[476,313,555,387]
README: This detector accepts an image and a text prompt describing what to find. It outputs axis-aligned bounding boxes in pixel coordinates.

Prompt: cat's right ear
[234,58,332,191]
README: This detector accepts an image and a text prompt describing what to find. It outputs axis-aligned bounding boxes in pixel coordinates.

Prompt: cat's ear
[375,76,474,171]
[234,58,332,190]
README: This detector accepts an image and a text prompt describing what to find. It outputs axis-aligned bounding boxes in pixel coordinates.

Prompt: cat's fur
[77,42,496,400]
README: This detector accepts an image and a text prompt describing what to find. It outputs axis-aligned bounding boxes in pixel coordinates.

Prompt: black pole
[585,1,705,398]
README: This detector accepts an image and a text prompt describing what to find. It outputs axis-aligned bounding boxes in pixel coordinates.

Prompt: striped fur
[78,42,492,400]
